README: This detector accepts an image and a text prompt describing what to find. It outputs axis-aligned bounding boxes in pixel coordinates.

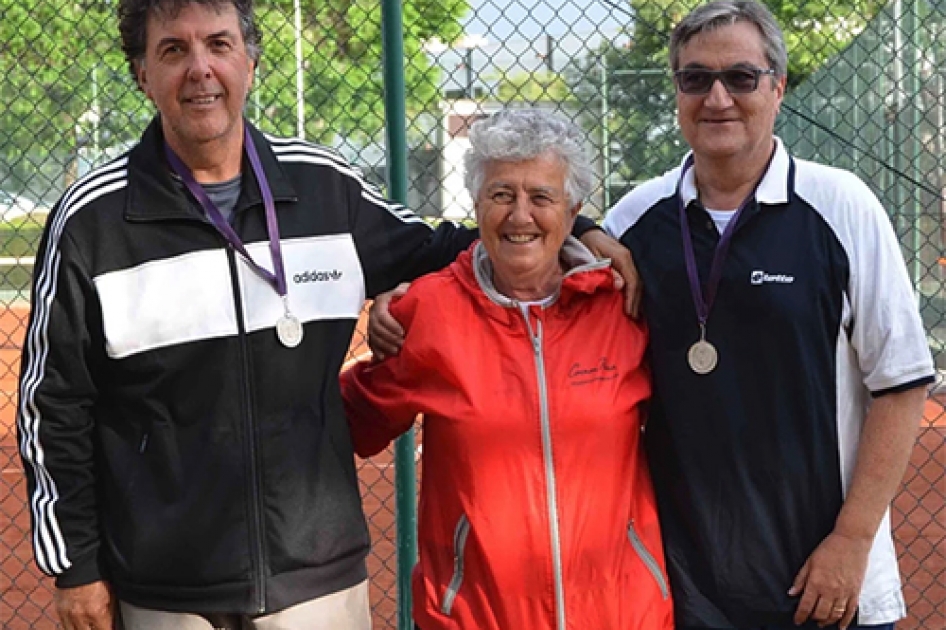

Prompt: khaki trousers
[119,580,371,630]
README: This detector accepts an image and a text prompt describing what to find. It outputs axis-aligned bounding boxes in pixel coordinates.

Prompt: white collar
[678,136,791,208]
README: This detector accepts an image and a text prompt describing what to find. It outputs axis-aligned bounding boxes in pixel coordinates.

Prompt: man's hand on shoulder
[368,283,411,360]
[579,228,642,318]
[55,580,116,630]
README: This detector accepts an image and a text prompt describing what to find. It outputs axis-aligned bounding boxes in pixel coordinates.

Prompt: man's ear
[773,74,787,113]
[135,61,152,99]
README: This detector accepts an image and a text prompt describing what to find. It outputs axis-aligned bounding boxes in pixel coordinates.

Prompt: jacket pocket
[441,514,471,615]
[627,520,669,599]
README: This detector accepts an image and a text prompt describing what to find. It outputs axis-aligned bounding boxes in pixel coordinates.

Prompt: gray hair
[670,1,788,78]
[118,0,262,83]
[464,109,594,207]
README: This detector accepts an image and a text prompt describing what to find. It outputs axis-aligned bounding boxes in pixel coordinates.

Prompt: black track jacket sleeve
[17,214,107,588]
[346,172,477,298]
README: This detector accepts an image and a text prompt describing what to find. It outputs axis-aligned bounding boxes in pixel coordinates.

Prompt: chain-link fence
[1,0,943,628]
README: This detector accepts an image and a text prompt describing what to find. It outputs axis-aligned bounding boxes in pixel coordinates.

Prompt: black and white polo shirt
[603,138,934,628]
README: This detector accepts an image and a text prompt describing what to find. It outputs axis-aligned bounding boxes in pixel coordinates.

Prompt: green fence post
[380,2,418,629]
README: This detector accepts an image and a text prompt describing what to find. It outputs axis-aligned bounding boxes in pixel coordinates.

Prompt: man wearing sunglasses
[598,2,933,630]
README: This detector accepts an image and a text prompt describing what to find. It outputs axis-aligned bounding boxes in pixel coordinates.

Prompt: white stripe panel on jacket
[17,158,130,575]
[238,233,365,334]
[94,248,238,359]
[93,234,366,359]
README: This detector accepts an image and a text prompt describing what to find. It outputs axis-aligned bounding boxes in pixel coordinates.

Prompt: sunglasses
[673,67,777,95]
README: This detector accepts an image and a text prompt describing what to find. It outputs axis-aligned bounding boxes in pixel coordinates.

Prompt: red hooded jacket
[342,240,673,630]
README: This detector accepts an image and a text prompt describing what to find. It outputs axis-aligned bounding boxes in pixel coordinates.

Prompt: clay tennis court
[1,303,943,629]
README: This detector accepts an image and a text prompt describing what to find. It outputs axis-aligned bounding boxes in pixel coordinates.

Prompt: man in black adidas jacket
[15,0,481,628]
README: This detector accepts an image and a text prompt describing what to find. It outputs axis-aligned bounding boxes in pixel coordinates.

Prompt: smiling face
[475,154,579,301]
[675,21,785,164]
[136,2,254,166]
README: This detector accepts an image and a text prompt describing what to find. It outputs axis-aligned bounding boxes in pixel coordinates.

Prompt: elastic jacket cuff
[54,550,105,588]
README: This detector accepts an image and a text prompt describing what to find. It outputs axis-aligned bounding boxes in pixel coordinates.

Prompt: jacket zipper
[523,312,567,630]
[627,519,669,599]
[226,244,268,613]
[441,513,471,615]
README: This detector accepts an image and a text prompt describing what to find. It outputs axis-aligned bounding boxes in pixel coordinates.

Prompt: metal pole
[601,55,610,210]
[380,2,416,628]
[92,66,100,159]
[938,70,945,254]
[851,58,859,173]
[293,0,305,138]
[465,47,474,98]
[545,34,555,73]
[891,0,905,263]
[906,1,922,289]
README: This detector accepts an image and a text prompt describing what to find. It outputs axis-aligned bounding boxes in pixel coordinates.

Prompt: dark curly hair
[118,0,261,83]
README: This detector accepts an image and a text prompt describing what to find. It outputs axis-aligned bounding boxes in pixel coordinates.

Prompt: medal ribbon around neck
[164,122,302,347]
[677,148,775,366]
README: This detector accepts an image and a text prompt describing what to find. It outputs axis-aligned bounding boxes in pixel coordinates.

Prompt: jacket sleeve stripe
[271,143,429,227]
[17,158,129,575]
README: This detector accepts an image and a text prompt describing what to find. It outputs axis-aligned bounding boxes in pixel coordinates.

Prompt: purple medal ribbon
[164,124,287,298]
[677,149,775,333]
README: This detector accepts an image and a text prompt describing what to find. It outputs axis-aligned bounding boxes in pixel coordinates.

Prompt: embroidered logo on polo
[750,270,794,285]
[293,269,344,283]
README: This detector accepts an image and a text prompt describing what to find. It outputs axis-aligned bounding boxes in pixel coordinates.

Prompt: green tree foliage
[0,0,467,199]
[492,70,571,103]
[0,0,144,199]
[565,0,886,198]
[255,0,467,143]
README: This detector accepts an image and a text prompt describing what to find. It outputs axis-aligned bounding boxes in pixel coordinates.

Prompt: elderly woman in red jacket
[341,108,672,630]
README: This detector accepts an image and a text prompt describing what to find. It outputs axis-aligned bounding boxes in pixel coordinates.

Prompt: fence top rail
[0,257,35,266]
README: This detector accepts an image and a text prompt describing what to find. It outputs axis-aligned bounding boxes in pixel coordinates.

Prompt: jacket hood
[451,235,614,317]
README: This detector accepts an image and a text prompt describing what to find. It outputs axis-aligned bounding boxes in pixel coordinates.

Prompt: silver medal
[687,339,717,374]
[276,313,304,348]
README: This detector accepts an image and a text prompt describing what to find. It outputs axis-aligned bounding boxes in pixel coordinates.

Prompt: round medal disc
[276,314,304,348]
[687,339,718,374]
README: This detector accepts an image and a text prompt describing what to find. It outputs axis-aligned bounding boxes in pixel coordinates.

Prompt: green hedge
[0,220,44,257]
[0,220,44,299]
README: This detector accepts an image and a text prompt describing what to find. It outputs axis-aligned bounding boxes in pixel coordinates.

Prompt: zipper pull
[532,319,543,353]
